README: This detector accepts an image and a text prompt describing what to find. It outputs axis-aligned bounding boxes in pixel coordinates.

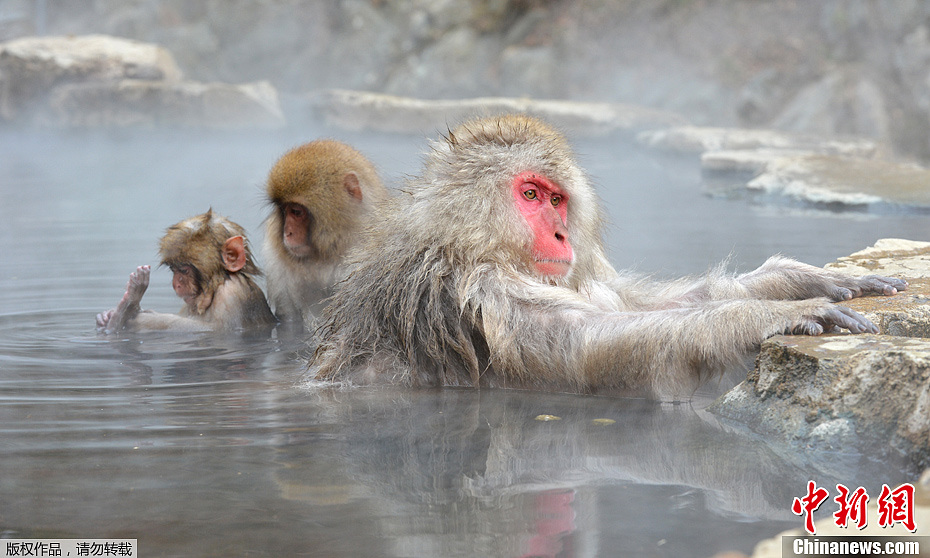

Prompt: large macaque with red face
[96,210,276,334]
[309,114,907,400]
[263,140,389,328]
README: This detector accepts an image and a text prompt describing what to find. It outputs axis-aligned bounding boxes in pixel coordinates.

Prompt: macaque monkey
[263,139,389,327]
[97,209,276,334]
[309,114,907,400]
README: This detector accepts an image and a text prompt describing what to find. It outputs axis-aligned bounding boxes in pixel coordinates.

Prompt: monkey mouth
[175,290,200,305]
[534,258,573,278]
[283,240,317,259]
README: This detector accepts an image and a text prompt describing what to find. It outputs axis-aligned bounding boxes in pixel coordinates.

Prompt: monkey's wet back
[0,130,924,556]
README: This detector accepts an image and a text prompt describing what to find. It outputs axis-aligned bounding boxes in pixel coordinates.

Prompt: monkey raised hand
[309,115,904,400]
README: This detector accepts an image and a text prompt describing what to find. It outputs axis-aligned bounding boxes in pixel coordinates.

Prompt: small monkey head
[266,139,386,263]
[159,209,261,315]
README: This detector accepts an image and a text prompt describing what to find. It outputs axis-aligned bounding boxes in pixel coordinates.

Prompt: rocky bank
[0,34,284,129]
[3,28,929,217]
[710,239,930,471]
[3,0,930,163]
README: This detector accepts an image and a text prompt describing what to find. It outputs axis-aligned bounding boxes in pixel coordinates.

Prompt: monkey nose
[552,218,569,243]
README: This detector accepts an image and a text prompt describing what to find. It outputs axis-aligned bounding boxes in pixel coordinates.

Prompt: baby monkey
[97,209,276,334]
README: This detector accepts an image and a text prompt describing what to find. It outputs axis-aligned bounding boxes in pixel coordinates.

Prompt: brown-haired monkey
[97,209,276,333]
[263,139,389,329]
[310,114,907,400]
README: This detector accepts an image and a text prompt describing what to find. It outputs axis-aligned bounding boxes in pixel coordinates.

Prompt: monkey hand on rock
[824,274,908,300]
[733,256,908,303]
[783,299,878,336]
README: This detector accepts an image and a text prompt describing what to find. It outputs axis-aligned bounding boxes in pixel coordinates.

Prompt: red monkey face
[511,171,574,277]
[281,202,314,258]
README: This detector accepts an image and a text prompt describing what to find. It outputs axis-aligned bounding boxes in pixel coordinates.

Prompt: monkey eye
[550,194,562,207]
[523,189,538,201]
[284,203,308,218]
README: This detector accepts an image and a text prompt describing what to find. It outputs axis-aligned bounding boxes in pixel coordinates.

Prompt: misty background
[2,0,929,163]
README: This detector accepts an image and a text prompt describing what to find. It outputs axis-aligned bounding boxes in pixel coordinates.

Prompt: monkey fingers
[129,265,151,297]
[831,274,909,301]
[95,310,114,332]
[102,265,150,334]
[814,305,878,335]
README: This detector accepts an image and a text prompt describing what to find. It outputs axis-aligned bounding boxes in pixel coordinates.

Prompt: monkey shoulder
[210,274,276,329]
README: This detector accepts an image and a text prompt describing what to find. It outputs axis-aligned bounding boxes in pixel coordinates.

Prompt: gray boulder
[639,124,930,211]
[710,238,930,469]
[746,154,930,209]
[0,34,182,121]
[637,125,877,157]
[312,88,685,137]
[0,34,284,129]
[709,334,930,466]
[48,79,284,129]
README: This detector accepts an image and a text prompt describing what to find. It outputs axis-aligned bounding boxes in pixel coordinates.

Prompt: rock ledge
[710,238,930,470]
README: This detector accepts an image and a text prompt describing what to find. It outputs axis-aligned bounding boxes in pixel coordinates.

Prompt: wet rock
[14,2,930,162]
[637,126,877,158]
[746,154,930,209]
[700,148,814,175]
[828,239,930,337]
[920,468,930,506]
[0,34,182,121]
[709,334,930,467]
[710,238,930,470]
[829,239,930,279]
[312,89,685,137]
[639,125,930,210]
[660,124,930,210]
[0,34,284,129]
[48,79,285,130]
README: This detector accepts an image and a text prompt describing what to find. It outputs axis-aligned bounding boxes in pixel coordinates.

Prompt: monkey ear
[344,172,363,201]
[221,235,247,273]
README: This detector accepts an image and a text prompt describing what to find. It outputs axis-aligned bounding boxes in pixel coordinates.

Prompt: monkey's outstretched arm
[97,265,212,333]
[493,295,877,399]
[735,256,907,301]
[609,256,907,308]
[126,311,213,332]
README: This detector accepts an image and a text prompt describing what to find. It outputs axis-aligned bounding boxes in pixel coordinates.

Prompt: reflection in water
[0,130,923,557]
[3,309,880,558]
[272,386,914,557]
